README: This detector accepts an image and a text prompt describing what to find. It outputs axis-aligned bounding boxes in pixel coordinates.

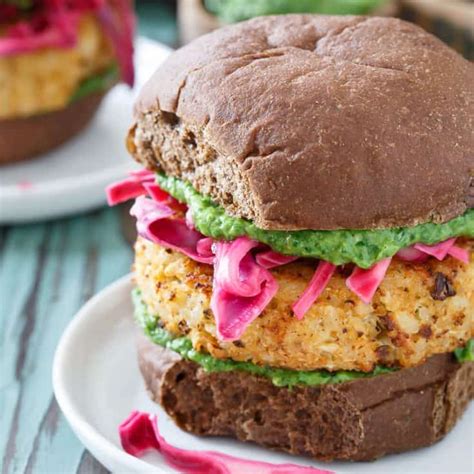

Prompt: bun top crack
[131,15,474,231]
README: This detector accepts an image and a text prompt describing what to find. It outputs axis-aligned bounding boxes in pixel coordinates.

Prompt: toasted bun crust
[138,334,474,462]
[0,92,105,164]
[131,15,474,231]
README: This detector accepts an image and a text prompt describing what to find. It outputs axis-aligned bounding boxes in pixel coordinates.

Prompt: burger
[0,0,135,163]
[108,15,473,461]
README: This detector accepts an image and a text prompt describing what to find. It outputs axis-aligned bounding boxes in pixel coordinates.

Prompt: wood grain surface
[0,3,177,473]
[0,208,133,474]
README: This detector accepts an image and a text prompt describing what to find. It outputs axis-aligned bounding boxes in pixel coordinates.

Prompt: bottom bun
[0,92,106,164]
[137,333,473,462]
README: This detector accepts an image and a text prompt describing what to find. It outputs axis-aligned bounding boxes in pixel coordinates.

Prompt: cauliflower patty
[134,238,473,373]
[0,14,114,119]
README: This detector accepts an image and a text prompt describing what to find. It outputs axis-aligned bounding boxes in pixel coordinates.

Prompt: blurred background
[144,0,472,59]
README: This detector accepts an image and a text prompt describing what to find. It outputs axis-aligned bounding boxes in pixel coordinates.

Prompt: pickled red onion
[398,238,468,265]
[256,250,298,269]
[395,247,429,263]
[106,177,148,205]
[211,237,278,340]
[414,238,456,260]
[106,172,183,210]
[292,261,336,319]
[131,196,214,264]
[96,0,135,86]
[346,258,392,304]
[119,411,331,474]
[447,245,470,264]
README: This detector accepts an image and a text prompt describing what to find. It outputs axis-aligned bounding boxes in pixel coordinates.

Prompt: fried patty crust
[0,14,114,119]
[134,237,473,372]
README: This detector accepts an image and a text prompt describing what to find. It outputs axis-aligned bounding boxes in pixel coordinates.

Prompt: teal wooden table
[0,3,177,473]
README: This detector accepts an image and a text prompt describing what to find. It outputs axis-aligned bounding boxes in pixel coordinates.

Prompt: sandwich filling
[108,169,472,381]
[108,170,473,348]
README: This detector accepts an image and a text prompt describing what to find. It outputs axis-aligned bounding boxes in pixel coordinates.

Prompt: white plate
[0,38,170,224]
[53,275,474,474]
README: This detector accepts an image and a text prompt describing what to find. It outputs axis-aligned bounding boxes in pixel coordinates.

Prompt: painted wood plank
[4,218,89,474]
[137,0,179,47]
[75,450,110,474]
[1,208,132,474]
[1,225,48,474]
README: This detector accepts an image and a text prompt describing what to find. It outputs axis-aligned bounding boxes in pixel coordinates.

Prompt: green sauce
[204,0,385,23]
[454,339,474,363]
[133,289,394,388]
[156,174,474,269]
[69,64,119,103]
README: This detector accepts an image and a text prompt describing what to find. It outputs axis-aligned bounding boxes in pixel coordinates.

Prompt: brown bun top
[134,15,474,231]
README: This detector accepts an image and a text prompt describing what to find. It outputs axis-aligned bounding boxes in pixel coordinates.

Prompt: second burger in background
[205,0,390,22]
[178,0,394,43]
[0,0,135,163]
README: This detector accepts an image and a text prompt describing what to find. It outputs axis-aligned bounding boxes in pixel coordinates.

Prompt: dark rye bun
[137,334,474,462]
[130,15,474,231]
[0,91,106,164]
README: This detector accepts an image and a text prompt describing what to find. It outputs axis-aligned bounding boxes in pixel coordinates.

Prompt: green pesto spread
[204,0,385,23]
[69,64,119,103]
[133,289,394,388]
[454,339,474,363]
[156,174,474,269]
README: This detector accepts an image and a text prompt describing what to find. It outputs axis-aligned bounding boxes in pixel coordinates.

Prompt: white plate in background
[52,275,474,474]
[0,37,170,224]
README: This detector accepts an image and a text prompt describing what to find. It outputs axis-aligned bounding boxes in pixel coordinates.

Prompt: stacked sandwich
[108,15,473,461]
[0,0,134,163]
